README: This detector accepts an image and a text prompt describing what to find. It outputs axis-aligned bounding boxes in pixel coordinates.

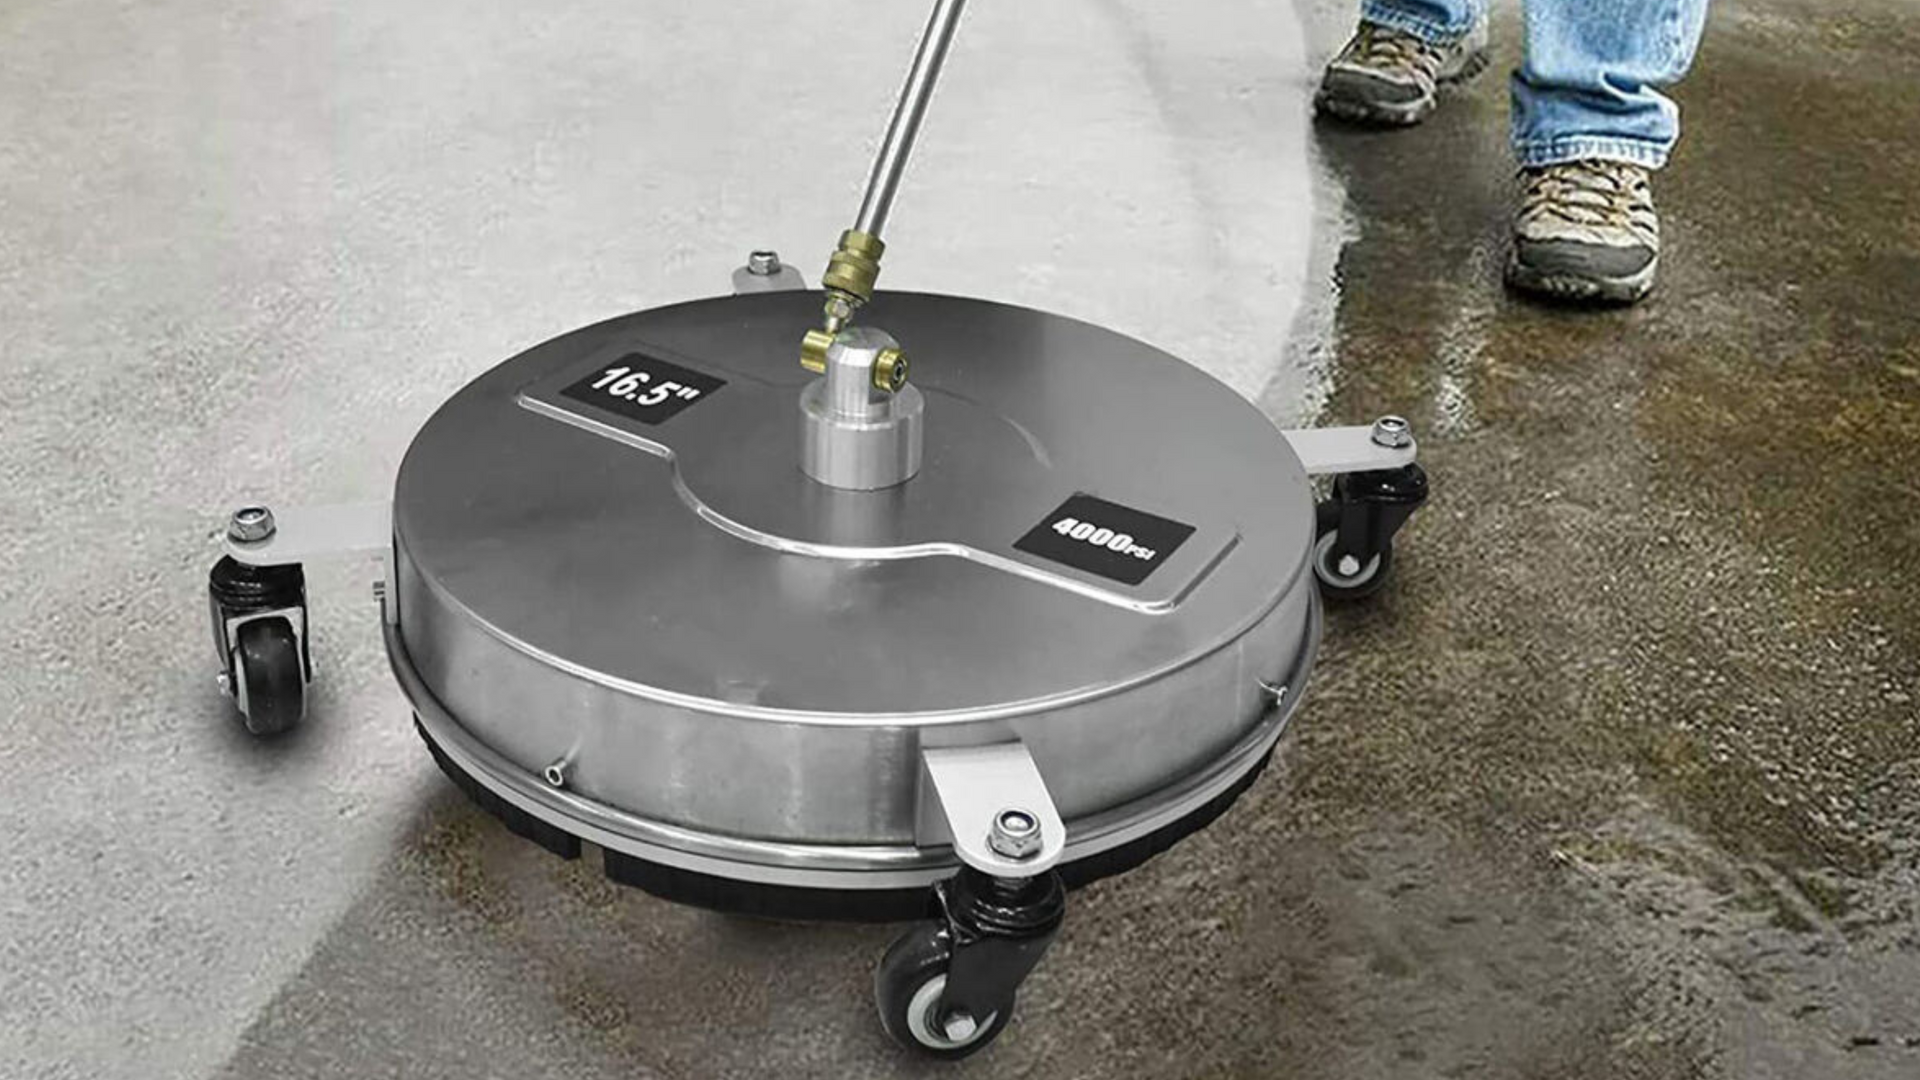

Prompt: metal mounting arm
[804,0,969,373]
[1282,417,1419,476]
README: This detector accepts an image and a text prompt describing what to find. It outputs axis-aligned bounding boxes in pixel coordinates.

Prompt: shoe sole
[1504,251,1658,305]
[1313,48,1490,127]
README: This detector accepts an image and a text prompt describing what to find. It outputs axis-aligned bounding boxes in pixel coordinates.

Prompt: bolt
[1370,415,1413,449]
[988,807,1042,860]
[941,1010,979,1043]
[1337,553,1362,578]
[872,347,909,392]
[746,250,782,276]
[228,505,276,543]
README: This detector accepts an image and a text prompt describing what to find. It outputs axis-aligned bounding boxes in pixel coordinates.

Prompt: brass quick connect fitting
[800,329,835,374]
[821,229,885,305]
[803,231,893,374]
[873,347,908,392]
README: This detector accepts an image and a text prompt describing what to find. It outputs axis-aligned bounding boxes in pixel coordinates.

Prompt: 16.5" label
[559,353,725,425]
[1014,493,1196,586]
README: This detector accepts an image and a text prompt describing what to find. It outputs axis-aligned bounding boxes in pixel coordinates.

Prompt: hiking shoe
[1314,15,1490,126]
[1506,159,1661,304]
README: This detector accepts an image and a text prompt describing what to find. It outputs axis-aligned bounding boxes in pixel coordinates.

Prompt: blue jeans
[1358,0,1711,169]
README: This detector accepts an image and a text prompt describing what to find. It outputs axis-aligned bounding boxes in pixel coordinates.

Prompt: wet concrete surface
[1277,0,1920,1076]
[6,0,1919,1077]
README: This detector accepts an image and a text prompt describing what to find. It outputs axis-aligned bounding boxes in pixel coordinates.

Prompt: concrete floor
[2,0,1915,1077]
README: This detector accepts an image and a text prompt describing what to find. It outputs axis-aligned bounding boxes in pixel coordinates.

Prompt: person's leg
[1360,0,1481,44]
[1506,0,1712,302]
[1316,0,1490,126]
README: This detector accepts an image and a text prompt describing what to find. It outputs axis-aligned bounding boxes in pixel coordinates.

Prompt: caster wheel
[875,923,1012,1060]
[209,556,310,737]
[233,617,306,736]
[1312,501,1393,602]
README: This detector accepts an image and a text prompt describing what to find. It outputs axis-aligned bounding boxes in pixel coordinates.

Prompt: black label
[1014,493,1196,586]
[559,353,725,425]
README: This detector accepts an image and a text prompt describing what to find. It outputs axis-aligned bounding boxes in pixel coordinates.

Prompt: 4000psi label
[1015,493,1196,587]
[560,353,726,425]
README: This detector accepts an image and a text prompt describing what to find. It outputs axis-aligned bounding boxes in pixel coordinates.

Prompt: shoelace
[1351,23,1443,82]
[1520,160,1656,241]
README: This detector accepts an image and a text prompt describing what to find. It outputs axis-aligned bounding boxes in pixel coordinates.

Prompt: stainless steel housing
[387,291,1320,888]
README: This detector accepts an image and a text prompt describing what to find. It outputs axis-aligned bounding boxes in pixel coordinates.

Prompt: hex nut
[228,506,276,543]
[942,1011,979,1042]
[988,808,1042,860]
[1370,415,1413,449]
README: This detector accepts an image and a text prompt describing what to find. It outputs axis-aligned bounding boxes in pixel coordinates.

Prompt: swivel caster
[876,924,1011,1058]
[875,865,1065,1059]
[209,508,312,736]
[1312,458,1429,602]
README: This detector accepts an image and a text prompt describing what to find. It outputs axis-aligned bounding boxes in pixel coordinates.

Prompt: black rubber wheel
[875,923,1012,1060]
[1312,501,1394,602]
[234,617,306,736]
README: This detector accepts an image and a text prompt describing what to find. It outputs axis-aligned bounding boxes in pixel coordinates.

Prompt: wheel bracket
[221,500,394,624]
[222,501,389,565]
[1329,464,1430,563]
[934,866,1066,1027]
[1283,424,1417,476]
[917,742,1065,877]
